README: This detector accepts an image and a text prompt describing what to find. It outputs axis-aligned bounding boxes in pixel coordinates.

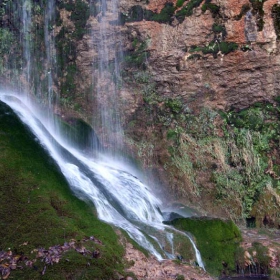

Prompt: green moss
[166,217,242,276]
[201,0,220,17]
[189,41,238,58]
[240,44,253,52]
[0,28,15,55]
[122,0,206,24]
[187,53,202,60]
[165,98,183,114]
[0,0,11,17]
[124,39,149,69]
[250,242,270,273]
[176,0,185,8]
[212,23,225,34]
[219,41,238,54]
[149,3,176,24]
[121,3,176,24]
[0,101,125,279]
[121,5,144,22]
[70,0,90,40]
[62,63,77,96]
[218,102,280,218]
[167,129,178,140]
[175,0,204,23]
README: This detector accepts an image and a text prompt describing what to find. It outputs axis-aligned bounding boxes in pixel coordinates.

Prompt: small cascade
[185,233,205,269]
[166,232,174,256]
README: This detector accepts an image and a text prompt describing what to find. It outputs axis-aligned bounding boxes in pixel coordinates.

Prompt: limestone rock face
[119,0,280,112]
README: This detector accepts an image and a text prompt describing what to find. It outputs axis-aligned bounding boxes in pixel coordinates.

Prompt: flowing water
[21,0,32,90]
[0,92,205,269]
[91,0,124,153]
[43,0,57,112]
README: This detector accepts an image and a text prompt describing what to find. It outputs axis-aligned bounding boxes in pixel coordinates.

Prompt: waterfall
[0,92,205,269]
[90,0,123,154]
[0,0,206,270]
[21,0,32,91]
[44,0,57,113]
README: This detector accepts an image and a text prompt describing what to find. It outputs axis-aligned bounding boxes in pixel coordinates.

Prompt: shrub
[165,98,183,113]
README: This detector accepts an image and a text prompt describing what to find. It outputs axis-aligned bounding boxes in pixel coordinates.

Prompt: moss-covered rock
[201,0,220,17]
[165,217,242,276]
[189,41,238,58]
[175,0,204,23]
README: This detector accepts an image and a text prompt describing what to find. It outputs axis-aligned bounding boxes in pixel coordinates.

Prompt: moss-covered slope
[0,101,125,279]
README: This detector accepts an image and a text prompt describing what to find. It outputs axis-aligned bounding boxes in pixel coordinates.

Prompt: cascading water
[91,0,123,154]
[44,0,57,113]
[0,0,206,271]
[0,92,205,269]
[21,0,32,90]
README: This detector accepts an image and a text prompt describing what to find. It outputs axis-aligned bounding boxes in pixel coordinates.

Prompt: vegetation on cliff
[123,66,280,228]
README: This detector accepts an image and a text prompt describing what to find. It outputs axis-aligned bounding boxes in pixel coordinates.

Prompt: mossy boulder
[165,217,242,276]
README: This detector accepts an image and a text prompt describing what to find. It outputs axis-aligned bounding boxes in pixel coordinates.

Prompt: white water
[44,0,57,111]
[90,0,124,153]
[21,0,32,90]
[0,92,205,269]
